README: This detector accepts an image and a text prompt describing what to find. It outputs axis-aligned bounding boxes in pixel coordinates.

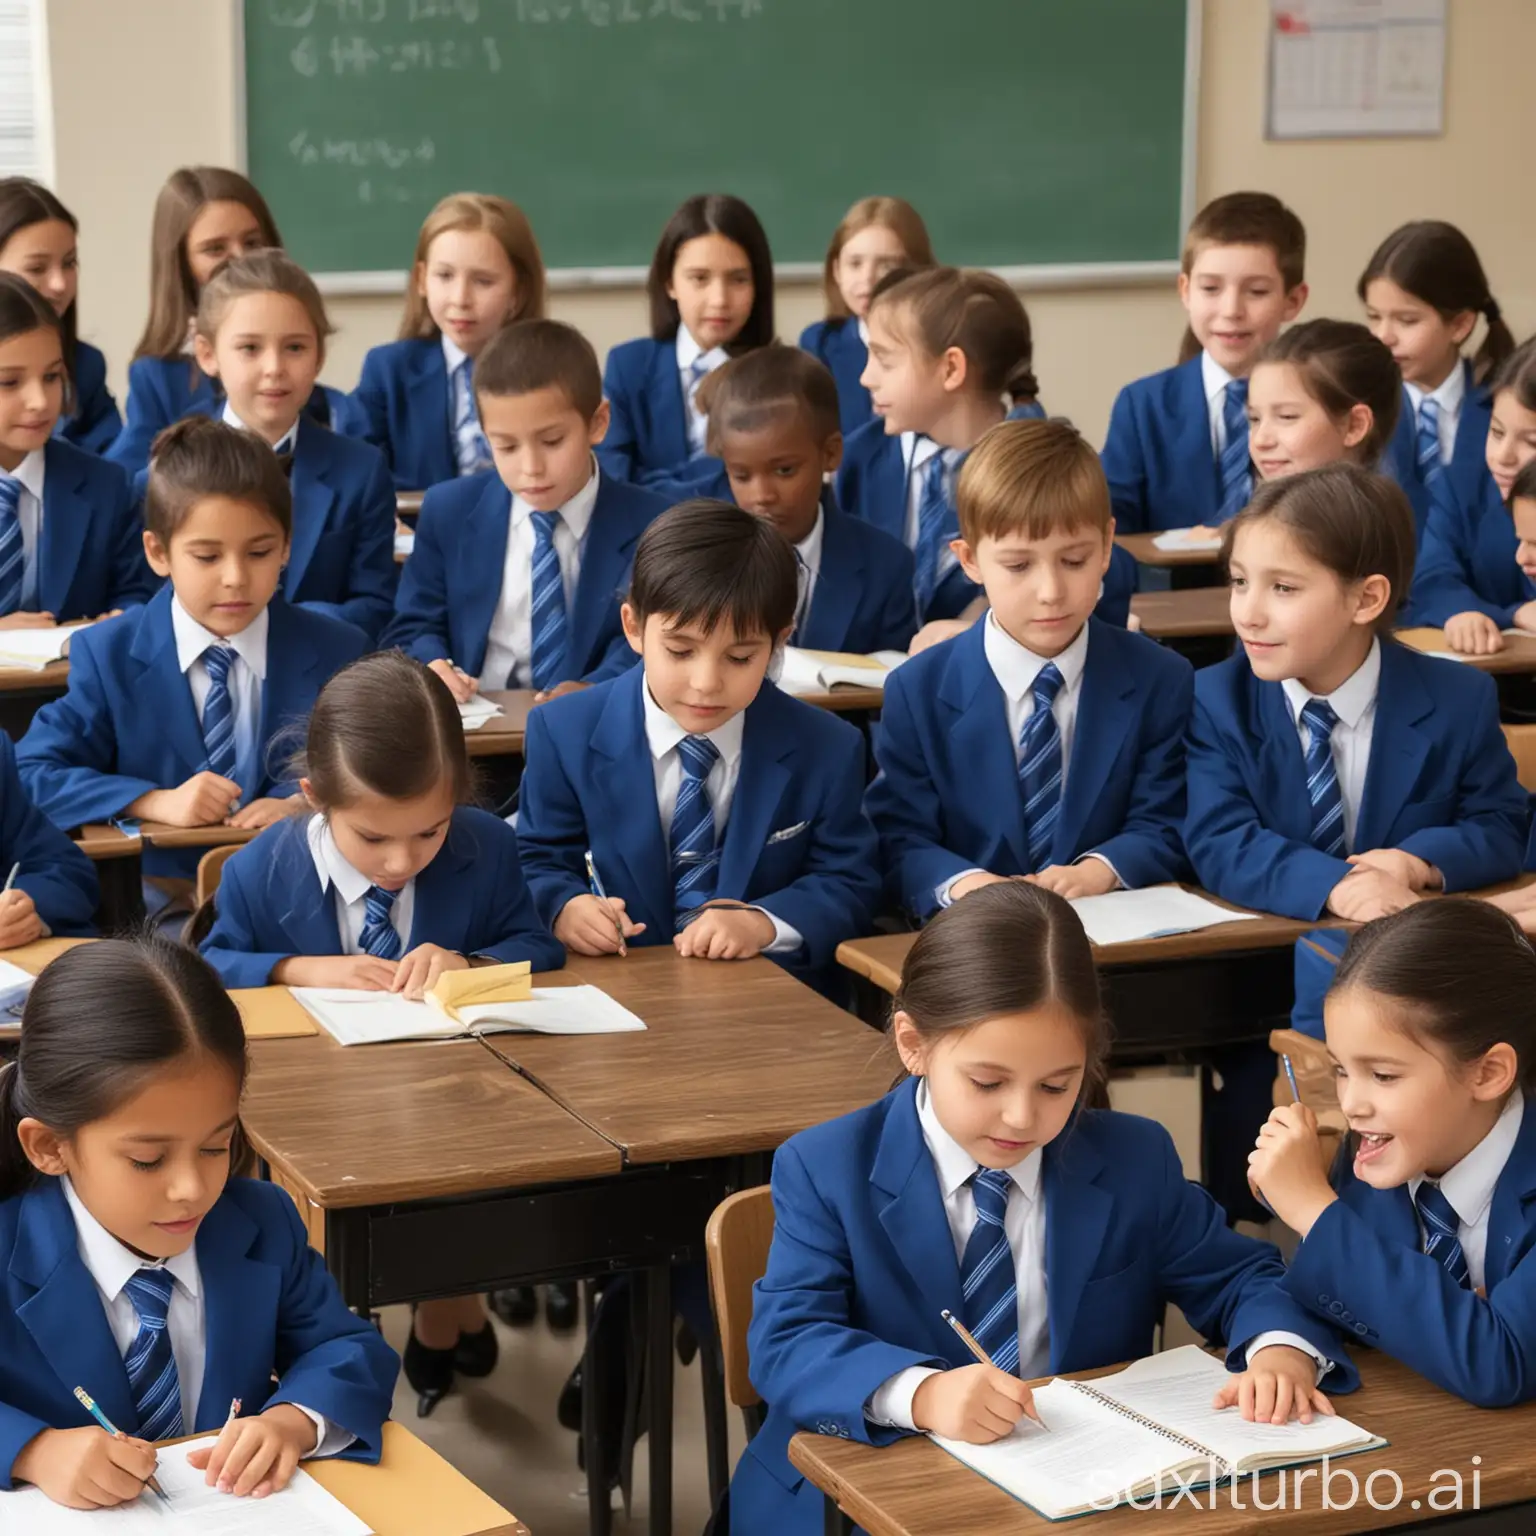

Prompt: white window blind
[0,0,43,179]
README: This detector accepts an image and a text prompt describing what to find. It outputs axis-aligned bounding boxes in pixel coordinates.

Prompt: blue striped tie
[528,510,569,692]
[671,735,720,922]
[1300,698,1346,857]
[1217,379,1251,522]
[1018,663,1065,872]
[0,477,24,617]
[457,358,492,473]
[913,449,952,619]
[200,644,239,783]
[1415,396,1445,493]
[123,1268,183,1441]
[960,1168,1019,1374]
[1416,1182,1469,1288]
[685,358,712,458]
[359,884,403,960]
[791,549,811,644]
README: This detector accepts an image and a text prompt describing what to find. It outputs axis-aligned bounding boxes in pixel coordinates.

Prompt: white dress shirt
[1280,638,1381,854]
[792,508,826,632]
[675,327,729,458]
[901,434,962,587]
[857,317,870,348]
[306,814,415,955]
[219,403,298,456]
[1409,1090,1525,1293]
[442,335,489,477]
[639,676,802,955]
[1404,362,1466,468]
[1201,350,1242,460]
[0,448,46,611]
[170,596,268,785]
[480,462,600,690]
[61,1178,349,1456]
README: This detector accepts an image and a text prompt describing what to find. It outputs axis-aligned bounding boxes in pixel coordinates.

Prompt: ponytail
[1475,298,1516,389]
[0,1061,33,1202]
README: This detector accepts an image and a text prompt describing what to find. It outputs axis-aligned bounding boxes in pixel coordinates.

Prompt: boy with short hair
[1101,192,1309,534]
[516,498,880,995]
[382,318,667,698]
[866,419,1193,922]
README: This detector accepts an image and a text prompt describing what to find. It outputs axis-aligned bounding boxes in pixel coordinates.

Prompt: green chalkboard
[243,0,1190,275]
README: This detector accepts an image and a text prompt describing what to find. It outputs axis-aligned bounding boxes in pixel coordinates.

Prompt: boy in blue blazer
[866,420,1192,922]
[517,499,880,998]
[1101,193,1308,534]
[383,320,667,699]
[0,732,97,939]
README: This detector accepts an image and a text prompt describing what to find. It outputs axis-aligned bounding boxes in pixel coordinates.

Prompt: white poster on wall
[1267,0,1446,140]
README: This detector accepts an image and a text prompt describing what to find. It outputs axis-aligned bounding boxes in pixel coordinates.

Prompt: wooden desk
[793,1351,1536,1535]
[1117,531,1222,569]
[1396,627,1536,676]
[1130,586,1234,639]
[73,821,258,931]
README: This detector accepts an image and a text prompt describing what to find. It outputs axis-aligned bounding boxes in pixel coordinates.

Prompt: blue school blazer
[798,493,916,655]
[54,341,121,456]
[0,732,97,936]
[352,337,456,492]
[16,589,367,877]
[0,1175,398,1488]
[1282,1097,1536,1407]
[382,469,665,684]
[865,618,1192,920]
[1408,477,1527,628]
[517,667,880,994]
[1383,364,1495,524]
[730,1080,1357,1536]
[200,806,564,987]
[1185,641,1527,920]
[1101,356,1222,535]
[799,319,872,435]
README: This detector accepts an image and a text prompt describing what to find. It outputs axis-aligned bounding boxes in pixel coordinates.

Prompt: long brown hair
[821,196,934,322]
[0,178,78,386]
[196,249,334,357]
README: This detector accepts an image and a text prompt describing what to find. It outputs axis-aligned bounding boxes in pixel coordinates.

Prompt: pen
[584,851,627,957]
[1282,1054,1302,1104]
[1,863,17,893]
[72,1387,169,1503]
[940,1310,1048,1431]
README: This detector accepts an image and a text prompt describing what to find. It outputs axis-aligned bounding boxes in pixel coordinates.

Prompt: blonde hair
[821,196,934,322]
[196,249,333,358]
[399,192,546,341]
[957,419,1110,544]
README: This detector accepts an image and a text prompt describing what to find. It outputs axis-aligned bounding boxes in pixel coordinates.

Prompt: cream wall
[43,0,1536,444]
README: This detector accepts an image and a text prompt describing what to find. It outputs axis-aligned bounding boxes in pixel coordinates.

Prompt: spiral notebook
[933,1346,1384,1521]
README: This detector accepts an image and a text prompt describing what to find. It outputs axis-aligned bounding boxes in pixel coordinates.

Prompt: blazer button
[1354,1322,1369,1335]
[1329,1301,1345,1315]
[1318,1293,1331,1305]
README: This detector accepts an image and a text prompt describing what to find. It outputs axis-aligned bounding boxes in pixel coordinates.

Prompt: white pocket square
[767,821,810,845]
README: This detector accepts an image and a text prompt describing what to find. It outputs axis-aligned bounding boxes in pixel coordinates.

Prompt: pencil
[940,1310,1047,1430]
[584,851,627,957]
[1282,1054,1302,1104]
[72,1387,169,1503]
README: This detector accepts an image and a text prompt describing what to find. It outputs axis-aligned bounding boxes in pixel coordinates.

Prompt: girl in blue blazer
[0,731,97,941]
[799,196,934,437]
[1254,900,1536,1408]
[732,882,1355,1536]
[0,179,120,455]
[0,936,398,1508]
[352,192,547,491]
[599,194,775,502]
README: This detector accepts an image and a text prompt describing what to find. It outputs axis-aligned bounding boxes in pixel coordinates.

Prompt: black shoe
[403,1327,455,1418]
[487,1285,538,1327]
[557,1361,583,1433]
[545,1280,580,1332]
[453,1321,499,1378]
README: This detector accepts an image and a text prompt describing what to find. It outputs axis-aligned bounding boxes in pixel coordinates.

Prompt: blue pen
[584,850,627,957]
[1282,1054,1302,1103]
[72,1387,169,1503]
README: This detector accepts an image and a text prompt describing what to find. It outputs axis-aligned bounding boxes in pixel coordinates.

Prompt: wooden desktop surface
[1396,627,1536,675]
[0,662,68,693]
[1116,531,1221,569]
[1130,586,1233,638]
[75,820,262,854]
[790,1351,1536,1535]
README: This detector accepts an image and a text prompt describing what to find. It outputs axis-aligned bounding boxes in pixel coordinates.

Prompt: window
[0,0,47,180]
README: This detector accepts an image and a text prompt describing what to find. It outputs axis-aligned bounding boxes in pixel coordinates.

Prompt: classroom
[1,1,1535,1534]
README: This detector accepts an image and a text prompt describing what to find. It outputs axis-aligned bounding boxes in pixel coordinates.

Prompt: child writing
[353,192,546,492]
[0,937,398,1507]
[384,318,668,700]
[799,196,934,435]
[865,420,1191,922]
[1101,192,1309,534]
[0,178,120,454]
[516,498,880,998]
[0,275,152,629]
[1252,900,1536,1406]
[704,344,917,655]
[598,194,774,498]
[18,418,368,887]
[189,251,397,641]
[730,881,1354,1535]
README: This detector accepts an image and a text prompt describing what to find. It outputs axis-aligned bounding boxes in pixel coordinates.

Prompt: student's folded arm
[377,492,454,663]
[476,825,566,973]
[0,1404,54,1492]
[197,857,297,989]
[748,1140,948,1447]
[1099,386,1151,537]
[513,711,594,929]
[1408,500,1520,629]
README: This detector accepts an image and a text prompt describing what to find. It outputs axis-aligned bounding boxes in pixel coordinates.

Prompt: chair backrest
[705,1185,775,1409]
[1503,724,1536,793]
[194,844,242,908]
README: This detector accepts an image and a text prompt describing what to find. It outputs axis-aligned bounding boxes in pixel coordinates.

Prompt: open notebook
[1068,886,1257,947]
[777,647,906,696]
[0,621,97,671]
[934,1346,1384,1521]
[457,695,502,731]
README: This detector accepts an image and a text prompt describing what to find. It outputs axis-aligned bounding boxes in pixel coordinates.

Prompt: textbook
[934,1346,1384,1521]
[0,620,96,671]
[777,647,906,696]
[458,695,502,730]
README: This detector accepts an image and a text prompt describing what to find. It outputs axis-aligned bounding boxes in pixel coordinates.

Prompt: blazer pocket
[767,820,810,845]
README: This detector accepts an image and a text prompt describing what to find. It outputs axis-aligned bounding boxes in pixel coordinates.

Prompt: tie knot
[1031,662,1065,711]
[1419,395,1440,427]
[1226,378,1249,408]
[202,643,235,686]
[972,1166,1013,1218]
[1300,697,1339,739]
[677,734,719,782]
[124,1266,176,1324]
[364,884,398,918]
[1417,1179,1460,1230]
[530,508,561,540]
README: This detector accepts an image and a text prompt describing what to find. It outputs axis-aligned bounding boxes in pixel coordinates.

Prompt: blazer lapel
[283,418,338,597]
[128,591,210,779]
[942,626,1030,870]
[650,342,690,467]
[591,670,673,931]
[274,823,344,953]
[458,479,514,674]
[259,597,332,785]
[869,438,908,543]
[715,689,793,898]
[1449,367,1493,516]
[39,444,90,616]
[568,477,640,671]
[1253,677,1316,845]
[193,1197,283,1431]
[406,343,455,485]
[1174,358,1219,524]
[1484,1099,1536,1290]
[1054,624,1135,862]
[409,828,473,949]
[800,498,859,652]
[1355,644,1431,854]
[1042,1123,1113,1369]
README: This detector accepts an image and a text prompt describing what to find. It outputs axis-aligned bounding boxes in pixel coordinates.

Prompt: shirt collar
[62,1175,201,1303]
[1405,361,1467,416]
[982,608,1090,703]
[2,449,45,502]
[915,1078,1043,1202]
[675,326,729,375]
[640,674,745,769]
[857,317,870,347]
[306,813,377,908]
[1201,349,1238,405]
[1281,636,1381,731]
[220,402,298,458]
[795,506,826,575]
[170,594,269,681]
[1411,1090,1525,1228]
[902,431,944,473]
[511,460,602,539]
[441,333,470,377]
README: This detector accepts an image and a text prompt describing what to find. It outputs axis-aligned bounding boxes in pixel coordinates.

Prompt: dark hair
[1509,458,1536,510]
[1358,221,1513,387]
[145,416,293,545]
[1489,335,1536,416]
[1177,192,1307,365]
[646,194,774,353]
[628,498,797,639]
[474,318,603,420]
[1332,902,1536,1093]
[0,937,250,1200]
[1220,464,1416,631]
[894,882,1109,1105]
[0,177,79,390]
[1255,320,1403,465]
[701,343,841,455]
[0,272,69,417]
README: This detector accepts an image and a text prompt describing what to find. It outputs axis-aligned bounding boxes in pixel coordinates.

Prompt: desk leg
[645,1263,673,1536]
[824,1494,854,1536]
[93,853,144,935]
[581,1319,612,1536]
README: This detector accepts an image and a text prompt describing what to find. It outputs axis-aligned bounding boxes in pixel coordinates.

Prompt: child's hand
[911,1365,1038,1444]
[1512,601,1536,634]
[674,903,776,960]
[1324,867,1419,923]
[947,871,1010,903]
[12,1426,158,1509]
[226,796,291,831]
[271,954,399,990]
[908,618,972,656]
[0,610,54,630]
[131,772,243,828]
[555,894,646,955]
[391,942,468,998]
[427,657,478,703]
[1213,1345,1334,1426]
[1347,848,1438,891]
[1025,860,1117,899]
[187,1403,316,1498]
[1443,611,1504,655]
[1248,1103,1336,1235]
[533,680,590,705]
[0,888,43,949]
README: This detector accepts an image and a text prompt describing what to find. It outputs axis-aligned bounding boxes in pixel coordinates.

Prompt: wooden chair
[705,1185,774,1437]
[1503,724,1536,793]
[194,844,241,908]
